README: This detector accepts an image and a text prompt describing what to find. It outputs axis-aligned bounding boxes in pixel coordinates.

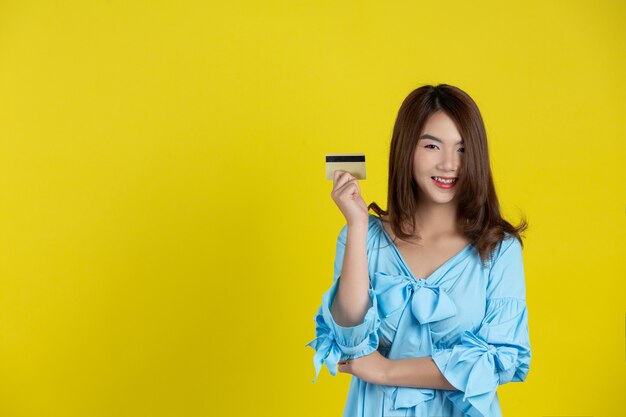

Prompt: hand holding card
[329,155,369,227]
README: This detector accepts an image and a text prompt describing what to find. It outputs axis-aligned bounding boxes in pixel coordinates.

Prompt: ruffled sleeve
[305,224,381,383]
[431,236,532,417]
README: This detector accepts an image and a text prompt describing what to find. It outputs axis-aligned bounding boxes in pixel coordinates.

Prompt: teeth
[433,177,456,184]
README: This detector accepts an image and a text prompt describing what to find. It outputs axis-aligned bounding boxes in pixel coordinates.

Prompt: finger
[333,169,344,186]
[333,170,353,189]
[337,178,360,196]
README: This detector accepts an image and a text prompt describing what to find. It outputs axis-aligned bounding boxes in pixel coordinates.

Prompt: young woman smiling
[306,84,531,417]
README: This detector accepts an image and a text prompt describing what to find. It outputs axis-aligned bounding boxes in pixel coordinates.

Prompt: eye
[458,147,465,153]
[425,144,439,150]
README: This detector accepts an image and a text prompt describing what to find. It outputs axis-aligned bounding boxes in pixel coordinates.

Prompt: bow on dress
[306,287,381,383]
[441,330,519,417]
[373,271,461,411]
[305,311,343,383]
[372,271,457,324]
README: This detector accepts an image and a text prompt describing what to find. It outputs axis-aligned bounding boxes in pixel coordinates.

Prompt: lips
[431,176,457,189]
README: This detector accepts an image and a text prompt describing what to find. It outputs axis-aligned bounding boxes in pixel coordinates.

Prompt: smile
[431,176,457,189]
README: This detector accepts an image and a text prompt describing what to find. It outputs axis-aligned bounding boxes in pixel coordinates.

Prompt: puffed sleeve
[305,223,381,383]
[431,235,532,417]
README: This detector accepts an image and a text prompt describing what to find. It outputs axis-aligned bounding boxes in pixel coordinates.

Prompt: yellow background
[0,1,624,416]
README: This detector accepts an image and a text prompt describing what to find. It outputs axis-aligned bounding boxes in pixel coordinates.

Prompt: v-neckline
[373,215,472,283]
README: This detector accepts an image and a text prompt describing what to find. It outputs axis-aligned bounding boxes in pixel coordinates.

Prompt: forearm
[384,356,457,391]
[330,222,371,327]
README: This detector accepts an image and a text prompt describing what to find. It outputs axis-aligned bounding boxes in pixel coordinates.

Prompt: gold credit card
[325,153,366,180]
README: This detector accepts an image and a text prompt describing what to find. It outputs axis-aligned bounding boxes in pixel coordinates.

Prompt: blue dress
[305,214,531,417]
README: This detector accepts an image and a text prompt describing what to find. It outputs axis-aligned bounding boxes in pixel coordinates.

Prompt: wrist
[381,357,394,386]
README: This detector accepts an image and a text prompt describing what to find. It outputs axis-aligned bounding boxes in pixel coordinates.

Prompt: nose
[437,147,458,173]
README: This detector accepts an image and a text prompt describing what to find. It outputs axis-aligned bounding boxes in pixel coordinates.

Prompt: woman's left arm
[338,351,456,390]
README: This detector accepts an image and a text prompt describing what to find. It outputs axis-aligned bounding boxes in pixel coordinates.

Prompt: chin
[429,192,457,204]
[435,198,456,205]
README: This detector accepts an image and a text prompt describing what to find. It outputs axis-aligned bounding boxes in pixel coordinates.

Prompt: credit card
[325,153,366,180]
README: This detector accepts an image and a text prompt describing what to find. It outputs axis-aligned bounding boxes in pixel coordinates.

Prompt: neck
[412,200,459,241]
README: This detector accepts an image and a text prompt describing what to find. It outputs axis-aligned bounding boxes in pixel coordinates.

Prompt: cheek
[414,148,434,161]
[413,153,431,174]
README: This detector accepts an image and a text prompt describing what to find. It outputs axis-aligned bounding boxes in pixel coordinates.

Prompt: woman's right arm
[304,171,378,382]
[330,221,372,327]
[328,169,372,327]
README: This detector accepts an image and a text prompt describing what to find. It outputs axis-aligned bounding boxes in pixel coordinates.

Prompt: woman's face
[412,110,465,205]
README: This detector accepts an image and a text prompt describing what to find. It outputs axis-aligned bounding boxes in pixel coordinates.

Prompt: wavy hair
[368,84,528,265]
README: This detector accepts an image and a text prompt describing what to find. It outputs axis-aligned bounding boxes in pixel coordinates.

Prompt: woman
[305,84,531,417]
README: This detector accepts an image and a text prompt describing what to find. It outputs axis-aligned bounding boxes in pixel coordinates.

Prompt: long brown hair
[368,84,528,266]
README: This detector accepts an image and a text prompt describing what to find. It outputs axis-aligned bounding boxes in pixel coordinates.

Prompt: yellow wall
[0,1,624,416]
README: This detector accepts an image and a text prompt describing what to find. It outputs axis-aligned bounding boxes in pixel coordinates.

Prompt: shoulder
[490,232,523,261]
[487,232,526,299]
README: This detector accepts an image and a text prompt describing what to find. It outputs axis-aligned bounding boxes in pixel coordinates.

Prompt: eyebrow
[418,134,464,145]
